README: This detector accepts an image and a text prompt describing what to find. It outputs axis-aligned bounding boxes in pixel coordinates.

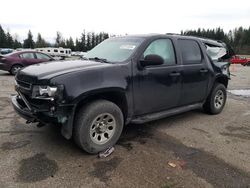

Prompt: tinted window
[36,53,51,60]
[20,53,35,59]
[54,49,58,52]
[179,40,202,64]
[60,50,64,53]
[143,39,176,65]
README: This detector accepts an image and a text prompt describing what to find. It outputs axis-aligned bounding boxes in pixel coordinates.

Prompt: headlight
[39,86,57,96]
[32,85,64,99]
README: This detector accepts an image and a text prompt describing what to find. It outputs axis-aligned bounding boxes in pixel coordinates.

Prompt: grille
[16,80,31,90]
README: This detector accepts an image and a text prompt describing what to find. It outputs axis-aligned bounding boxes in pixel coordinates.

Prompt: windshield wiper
[88,57,110,63]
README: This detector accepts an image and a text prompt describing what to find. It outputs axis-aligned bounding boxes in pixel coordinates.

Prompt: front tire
[203,83,227,115]
[74,100,124,154]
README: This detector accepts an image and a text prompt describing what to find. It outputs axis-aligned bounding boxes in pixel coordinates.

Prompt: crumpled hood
[16,60,111,83]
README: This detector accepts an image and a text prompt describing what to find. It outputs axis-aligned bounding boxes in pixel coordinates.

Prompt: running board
[131,103,203,124]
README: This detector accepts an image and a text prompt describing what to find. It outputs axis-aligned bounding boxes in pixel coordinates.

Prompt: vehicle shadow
[26,109,205,156]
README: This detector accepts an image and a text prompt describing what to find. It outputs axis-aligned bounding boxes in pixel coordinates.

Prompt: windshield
[86,37,144,63]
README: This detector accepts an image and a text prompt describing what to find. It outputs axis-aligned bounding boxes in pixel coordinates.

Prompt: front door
[133,38,182,115]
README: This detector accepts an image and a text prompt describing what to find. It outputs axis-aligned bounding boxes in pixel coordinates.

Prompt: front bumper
[11,93,76,139]
[11,95,36,121]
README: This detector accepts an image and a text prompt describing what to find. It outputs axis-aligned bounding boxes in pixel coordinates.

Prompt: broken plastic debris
[98,147,115,158]
[168,160,186,169]
[168,162,177,168]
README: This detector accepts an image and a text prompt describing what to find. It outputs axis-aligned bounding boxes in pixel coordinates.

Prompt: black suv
[12,34,230,153]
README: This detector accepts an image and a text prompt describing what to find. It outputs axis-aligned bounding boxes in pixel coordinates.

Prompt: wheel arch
[74,88,129,122]
[215,75,228,88]
[10,63,23,71]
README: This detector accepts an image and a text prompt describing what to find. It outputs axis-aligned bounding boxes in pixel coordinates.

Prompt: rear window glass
[179,40,202,64]
[36,53,51,60]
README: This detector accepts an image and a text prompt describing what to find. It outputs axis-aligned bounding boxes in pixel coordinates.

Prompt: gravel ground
[0,64,249,188]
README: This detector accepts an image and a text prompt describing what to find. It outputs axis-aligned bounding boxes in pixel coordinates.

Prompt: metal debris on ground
[98,147,115,158]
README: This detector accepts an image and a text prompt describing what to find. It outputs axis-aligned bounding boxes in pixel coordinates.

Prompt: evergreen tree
[6,32,14,48]
[80,30,86,51]
[86,32,91,51]
[91,32,96,48]
[35,33,47,48]
[66,37,75,51]
[75,38,80,51]
[55,31,65,47]
[13,39,22,49]
[0,25,7,48]
[23,30,35,48]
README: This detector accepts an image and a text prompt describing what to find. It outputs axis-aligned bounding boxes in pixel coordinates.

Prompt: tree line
[0,25,109,52]
[1,24,250,54]
[181,27,250,54]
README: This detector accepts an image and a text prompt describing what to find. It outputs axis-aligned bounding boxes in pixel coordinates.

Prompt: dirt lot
[0,65,249,188]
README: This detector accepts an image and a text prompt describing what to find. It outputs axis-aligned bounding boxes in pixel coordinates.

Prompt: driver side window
[143,39,176,65]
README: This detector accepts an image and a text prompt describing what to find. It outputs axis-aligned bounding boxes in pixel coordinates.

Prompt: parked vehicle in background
[12,34,230,154]
[72,51,87,57]
[0,48,14,55]
[36,47,71,59]
[230,55,250,66]
[0,51,54,75]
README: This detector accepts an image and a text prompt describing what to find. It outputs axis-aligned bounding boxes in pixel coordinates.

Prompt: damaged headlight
[32,85,64,100]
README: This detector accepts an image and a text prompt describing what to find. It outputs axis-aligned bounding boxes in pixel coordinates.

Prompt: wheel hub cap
[90,113,116,145]
[214,90,224,109]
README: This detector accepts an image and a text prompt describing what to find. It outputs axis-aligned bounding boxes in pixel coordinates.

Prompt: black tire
[10,64,23,75]
[203,83,227,115]
[74,100,124,154]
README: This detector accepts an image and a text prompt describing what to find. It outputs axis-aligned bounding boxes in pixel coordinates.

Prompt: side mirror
[140,54,164,67]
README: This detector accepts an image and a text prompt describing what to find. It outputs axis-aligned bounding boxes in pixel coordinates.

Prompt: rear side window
[36,53,51,60]
[143,39,176,65]
[179,40,202,64]
[20,53,35,59]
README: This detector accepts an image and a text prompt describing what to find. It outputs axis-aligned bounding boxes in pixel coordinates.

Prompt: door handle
[169,72,181,77]
[200,69,208,73]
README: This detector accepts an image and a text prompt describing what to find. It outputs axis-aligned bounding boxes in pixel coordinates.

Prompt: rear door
[19,52,40,66]
[178,39,209,105]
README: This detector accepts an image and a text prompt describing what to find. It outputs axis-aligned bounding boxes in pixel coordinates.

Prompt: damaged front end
[11,79,75,139]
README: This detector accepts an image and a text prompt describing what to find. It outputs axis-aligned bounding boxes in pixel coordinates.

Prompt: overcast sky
[1,0,250,42]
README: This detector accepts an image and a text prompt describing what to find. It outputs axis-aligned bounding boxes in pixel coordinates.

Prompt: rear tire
[74,100,124,154]
[10,64,23,75]
[203,83,227,115]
